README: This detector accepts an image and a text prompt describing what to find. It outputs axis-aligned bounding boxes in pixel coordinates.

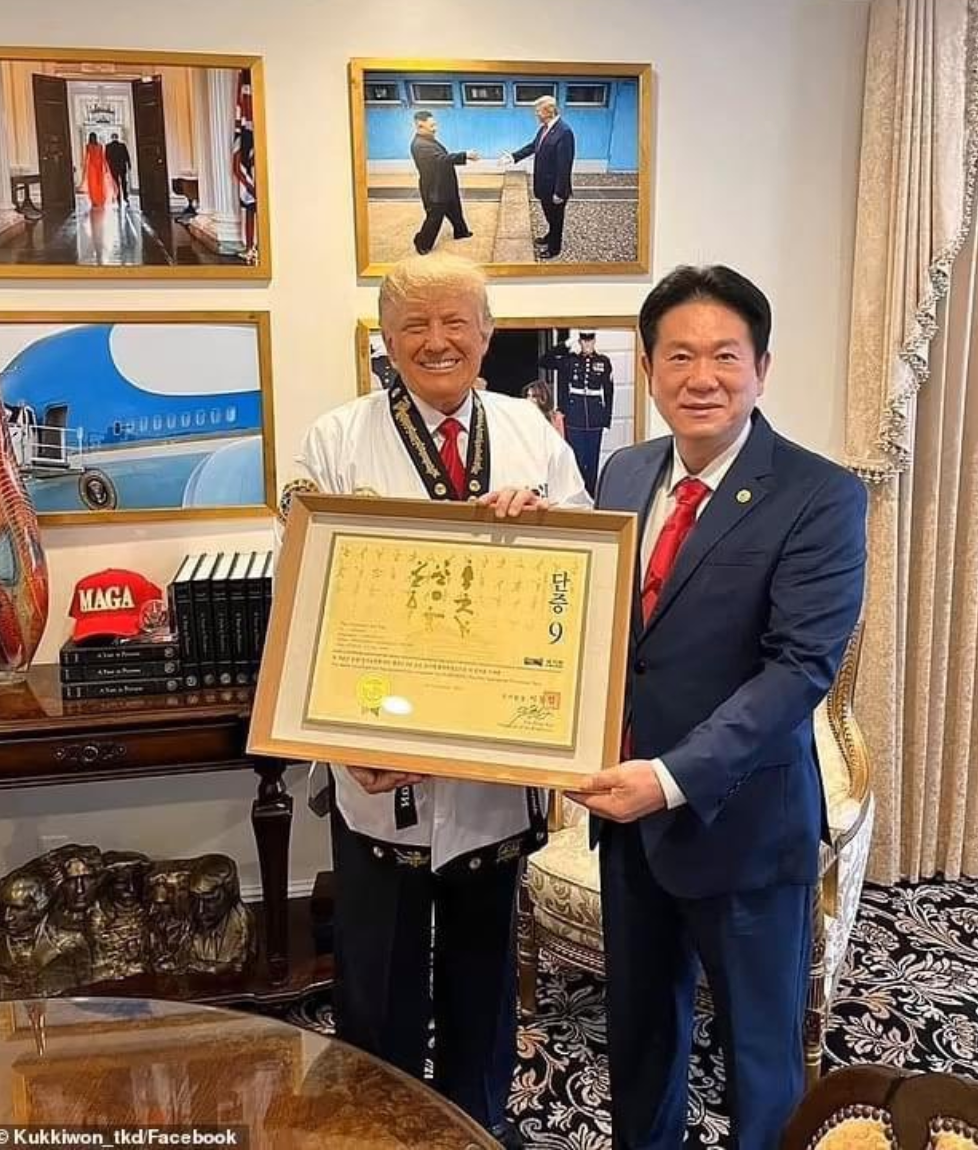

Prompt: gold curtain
[845,0,978,880]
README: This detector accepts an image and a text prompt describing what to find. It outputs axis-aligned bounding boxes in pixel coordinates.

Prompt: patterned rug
[279,877,978,1148]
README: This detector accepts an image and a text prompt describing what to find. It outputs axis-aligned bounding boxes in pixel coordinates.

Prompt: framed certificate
[248,494,636,788]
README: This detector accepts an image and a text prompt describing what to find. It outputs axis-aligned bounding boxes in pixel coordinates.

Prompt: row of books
[60,683,256,708]
[58,636,184,699]
[168,550,274,689]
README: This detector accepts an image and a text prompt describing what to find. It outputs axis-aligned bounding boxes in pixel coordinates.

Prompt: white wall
[0,0,870,890]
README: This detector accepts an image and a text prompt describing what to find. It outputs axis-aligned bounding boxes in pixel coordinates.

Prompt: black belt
[352,787,548,876]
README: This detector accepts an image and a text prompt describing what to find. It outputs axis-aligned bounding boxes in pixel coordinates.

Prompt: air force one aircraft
[0,323,266,513]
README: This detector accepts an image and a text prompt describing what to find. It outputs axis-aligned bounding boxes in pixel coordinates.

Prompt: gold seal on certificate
[248,495,636,790]
[306,536,590,749]
[355,672,390,715]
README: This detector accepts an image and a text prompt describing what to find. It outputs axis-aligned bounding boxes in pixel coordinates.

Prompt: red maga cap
[69,569,166,642]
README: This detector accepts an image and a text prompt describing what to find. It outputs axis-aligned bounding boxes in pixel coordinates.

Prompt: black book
[63,694,184,714]
[61,677,184,700]
[261,548,274,649]
[245,550,267,684]
[227,551,253,686]
[183,686,253,707]
[210,551,235,686]
[59,637,180,666]
[60,659,180,684]
[190,552,220,687]
[167,553,201,685]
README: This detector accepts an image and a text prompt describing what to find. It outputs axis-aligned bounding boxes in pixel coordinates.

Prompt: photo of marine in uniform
[538,332,614,496]
[361,320,640,483]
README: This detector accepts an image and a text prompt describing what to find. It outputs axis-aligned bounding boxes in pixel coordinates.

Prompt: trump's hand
[347,767,425,795]
[477,488,550,518]
[466,150,480,161]
[567,760,667,822]
[498,152,514,166]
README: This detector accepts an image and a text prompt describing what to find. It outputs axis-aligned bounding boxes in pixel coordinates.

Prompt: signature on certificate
[501,702,555,731]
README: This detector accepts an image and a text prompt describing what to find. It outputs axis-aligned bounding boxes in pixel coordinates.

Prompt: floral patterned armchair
[779,1064,978,1149]
[517,627,873,1084]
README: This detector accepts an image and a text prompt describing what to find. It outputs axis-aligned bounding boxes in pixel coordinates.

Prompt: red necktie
[438,417,466,500]
[622,476,710,760]
[640,477,711,624]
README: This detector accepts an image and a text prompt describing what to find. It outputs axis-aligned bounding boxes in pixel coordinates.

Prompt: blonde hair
[378,252,493,331]
[533,95,558,115]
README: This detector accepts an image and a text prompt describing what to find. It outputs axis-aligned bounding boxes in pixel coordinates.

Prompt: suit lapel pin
[736,489,752,504]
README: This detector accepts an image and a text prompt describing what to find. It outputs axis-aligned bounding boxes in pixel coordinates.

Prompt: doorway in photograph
[0,50,268,276]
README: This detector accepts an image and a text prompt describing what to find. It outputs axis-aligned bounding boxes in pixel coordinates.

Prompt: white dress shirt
[640,420,753,808]
[294,386,591,869]
[413,388,474,457]
[504,115,559,164]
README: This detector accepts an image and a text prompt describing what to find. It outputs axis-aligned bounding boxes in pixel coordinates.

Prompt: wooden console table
[0,664,332,1005]
[10,172,42,217]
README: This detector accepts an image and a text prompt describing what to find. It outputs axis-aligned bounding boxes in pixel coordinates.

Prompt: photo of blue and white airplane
[0,320,269,516]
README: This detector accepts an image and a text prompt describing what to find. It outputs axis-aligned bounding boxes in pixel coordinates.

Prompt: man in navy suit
[571,266,867,1150]
[502,96,575,259]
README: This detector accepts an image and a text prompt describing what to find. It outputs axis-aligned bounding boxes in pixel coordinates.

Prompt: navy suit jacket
[512,117,575,202]
[595,412,867,898]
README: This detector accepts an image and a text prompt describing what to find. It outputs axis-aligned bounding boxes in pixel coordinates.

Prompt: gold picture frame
[349,57,654,278]
[248,494,636,789]
[356,315,647,488]
[0,47,270,279]
[0,310,276,525]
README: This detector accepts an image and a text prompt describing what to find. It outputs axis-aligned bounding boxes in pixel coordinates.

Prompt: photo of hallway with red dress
[0,55,260,269]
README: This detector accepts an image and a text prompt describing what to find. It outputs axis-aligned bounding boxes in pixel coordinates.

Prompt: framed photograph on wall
[357,316,646,496]
[349,58,654,278]
[0,47,270,278]
[249,494,636,789]
[0,311,276,524]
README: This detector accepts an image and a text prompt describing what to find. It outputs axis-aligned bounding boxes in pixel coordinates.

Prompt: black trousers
[414,196,469,253]
[109,166,129,201]
[540,197,567,255]
[330,807,520,1130]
